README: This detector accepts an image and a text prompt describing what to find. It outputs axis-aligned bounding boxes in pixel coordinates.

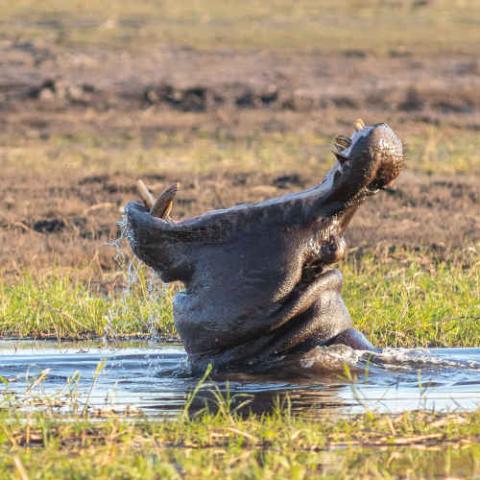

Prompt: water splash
[368,347,480,371]
[102,214,169,344]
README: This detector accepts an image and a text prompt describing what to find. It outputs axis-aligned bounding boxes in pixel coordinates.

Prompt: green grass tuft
[1,252,479,346]
[345,252,480,347]
[1,0,480,54]
[1,403,480,479]
[0,269,174,339]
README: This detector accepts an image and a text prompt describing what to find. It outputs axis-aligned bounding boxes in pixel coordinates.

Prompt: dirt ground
[1,40,479,280]
[2,38,480,125]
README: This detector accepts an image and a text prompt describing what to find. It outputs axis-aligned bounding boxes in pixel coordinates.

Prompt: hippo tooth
[354,118,366,131]
[334,135,352,150]
[136,179,154,209]
[151,183,179,219]
[333,135,352,163]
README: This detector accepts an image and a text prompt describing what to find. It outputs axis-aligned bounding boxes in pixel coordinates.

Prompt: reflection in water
[0,340,480,417]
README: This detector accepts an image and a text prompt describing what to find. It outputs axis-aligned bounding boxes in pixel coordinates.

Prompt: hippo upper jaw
[126,122,403,268]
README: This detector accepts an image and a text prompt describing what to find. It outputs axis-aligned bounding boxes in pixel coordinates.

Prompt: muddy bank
[1,40,480,129]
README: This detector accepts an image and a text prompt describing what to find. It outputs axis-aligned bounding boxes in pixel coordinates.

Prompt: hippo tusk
[136,180,179,219]
[136,179,155,210]
[331,135,351,164]
[354,118,366,131]
[334,135,352,151]
[151,183,179,219]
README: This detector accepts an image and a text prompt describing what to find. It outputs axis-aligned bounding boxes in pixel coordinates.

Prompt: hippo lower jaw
[182,268,368,376]
[125,122,404,375]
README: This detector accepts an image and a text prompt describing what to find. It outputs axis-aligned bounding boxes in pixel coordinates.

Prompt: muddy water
[1,340,479,417]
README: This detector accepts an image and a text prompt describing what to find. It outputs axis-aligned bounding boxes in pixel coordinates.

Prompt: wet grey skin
[125,123,404,376]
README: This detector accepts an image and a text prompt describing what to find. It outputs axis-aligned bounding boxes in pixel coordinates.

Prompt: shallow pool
[1,340,479,417]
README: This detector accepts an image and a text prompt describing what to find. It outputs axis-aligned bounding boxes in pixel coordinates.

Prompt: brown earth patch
[1,40,480,130]
[1,168,478,281]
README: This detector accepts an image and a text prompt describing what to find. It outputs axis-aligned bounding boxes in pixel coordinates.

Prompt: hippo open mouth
[125,121,404,375]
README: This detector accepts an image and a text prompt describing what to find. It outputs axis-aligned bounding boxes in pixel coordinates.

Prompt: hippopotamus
[125,121,404,376]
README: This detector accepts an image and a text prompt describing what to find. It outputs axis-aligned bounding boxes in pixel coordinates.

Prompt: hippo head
[125,122,404,375]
